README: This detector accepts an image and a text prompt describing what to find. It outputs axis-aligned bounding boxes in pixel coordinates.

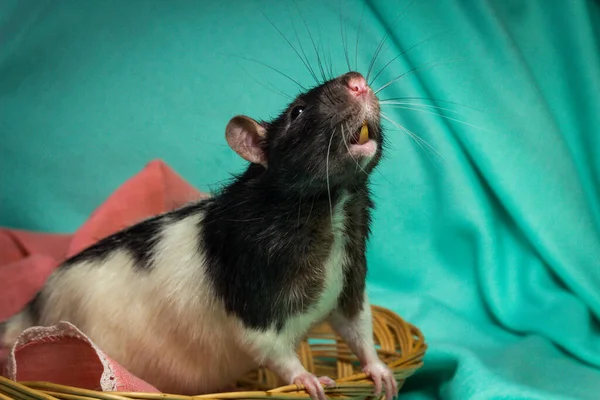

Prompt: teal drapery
[1,1,599,398]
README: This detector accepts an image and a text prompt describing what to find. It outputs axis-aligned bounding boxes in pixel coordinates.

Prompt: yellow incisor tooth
[359,121,369,144]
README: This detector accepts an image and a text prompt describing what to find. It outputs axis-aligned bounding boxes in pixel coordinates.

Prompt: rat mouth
[346,120,378,159]
[349,121,370,145]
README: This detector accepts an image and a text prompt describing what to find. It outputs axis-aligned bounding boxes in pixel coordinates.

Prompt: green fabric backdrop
[1,0,599,398]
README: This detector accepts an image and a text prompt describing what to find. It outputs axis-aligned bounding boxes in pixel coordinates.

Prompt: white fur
[328,293,377,365]
[328,294,398,399]
[35,212,254,394]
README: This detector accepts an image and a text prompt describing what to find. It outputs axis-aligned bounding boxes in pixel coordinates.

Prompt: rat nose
[345,72,369,96]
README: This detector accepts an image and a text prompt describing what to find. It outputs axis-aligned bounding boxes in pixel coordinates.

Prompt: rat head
[226,71,382,193]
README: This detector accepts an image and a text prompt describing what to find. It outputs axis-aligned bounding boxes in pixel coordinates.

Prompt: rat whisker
[380,96,485,113]
[326,127,335,227]
[313,19,332,81]
[381,104,489,132]
[327,40,335,80]
[369,30,451,86]
[381,112,444,161]
[292,0,327,83]
[261,11,320,85]
[234,55,306,91]
[382,114,442,161]
[341,123,369,176]
[340,0,352,72]
[290,10,321,85]
[380,101,462,115]
[241,66,293,99]
[297,196,302,227]
[374,57,467,95]
[354,3,365,71]
[306,195,316,226]
[222,217,268,223]
[366,0,418,82]
[306,117,337,190]
[318,21,335,81]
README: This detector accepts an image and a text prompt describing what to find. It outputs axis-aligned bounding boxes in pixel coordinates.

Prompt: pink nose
[346,73,369,95]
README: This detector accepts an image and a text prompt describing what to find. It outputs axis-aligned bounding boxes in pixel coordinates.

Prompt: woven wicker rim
[0,305,426,400]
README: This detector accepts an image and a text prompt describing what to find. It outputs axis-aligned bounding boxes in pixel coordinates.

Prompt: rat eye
[290,106,305,121]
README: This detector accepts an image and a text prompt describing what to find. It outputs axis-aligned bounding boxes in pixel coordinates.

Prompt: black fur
[61,202,206,271]
[60,215,163,270]
[27,292,42,324]
[201,72,383,330]
[338,185,374,318]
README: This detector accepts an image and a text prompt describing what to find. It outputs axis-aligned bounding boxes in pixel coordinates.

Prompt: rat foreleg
[328,294,398,400]
[241,329,335,400]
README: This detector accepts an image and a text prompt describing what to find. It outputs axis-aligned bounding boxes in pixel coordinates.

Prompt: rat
[1,71,397,400]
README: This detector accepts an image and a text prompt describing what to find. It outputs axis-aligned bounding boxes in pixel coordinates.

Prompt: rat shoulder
[60,198,213,271]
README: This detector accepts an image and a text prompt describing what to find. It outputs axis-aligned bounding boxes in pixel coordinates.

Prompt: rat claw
[390,372,399,399]
[293,372,334,400]
[374,373,383,397]
[385,373,396,400]
[363,361,398,400]
[318,376,336,388]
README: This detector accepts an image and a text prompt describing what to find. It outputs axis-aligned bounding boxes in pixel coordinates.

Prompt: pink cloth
[0,160,208,392]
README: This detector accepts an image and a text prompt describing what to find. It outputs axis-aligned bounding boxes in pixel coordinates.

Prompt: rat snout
[344,72,370,97]
[339,71,380,124]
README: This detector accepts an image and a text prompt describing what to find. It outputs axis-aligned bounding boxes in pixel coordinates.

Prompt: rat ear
[225,115,267,167]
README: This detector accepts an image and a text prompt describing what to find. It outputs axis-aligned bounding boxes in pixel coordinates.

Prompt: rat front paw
[292,372,336,400]
[363,361,398,400]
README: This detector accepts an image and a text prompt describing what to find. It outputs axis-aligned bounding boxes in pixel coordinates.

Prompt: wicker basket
[0,305,426,400]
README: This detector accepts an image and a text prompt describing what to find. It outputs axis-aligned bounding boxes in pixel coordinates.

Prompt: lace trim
[6,321,117,391]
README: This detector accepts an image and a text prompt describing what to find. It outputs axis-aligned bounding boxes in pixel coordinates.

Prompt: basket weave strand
[0,305,426,400]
